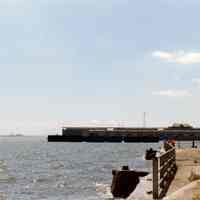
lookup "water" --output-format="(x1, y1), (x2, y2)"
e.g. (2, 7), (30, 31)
(0, 136), (158, 200)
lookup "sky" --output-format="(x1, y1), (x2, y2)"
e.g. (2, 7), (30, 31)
(1, 0), (200, 135)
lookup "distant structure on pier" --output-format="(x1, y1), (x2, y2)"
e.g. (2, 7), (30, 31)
(143, 112), (146, 128)
(48, 122), (200, 143)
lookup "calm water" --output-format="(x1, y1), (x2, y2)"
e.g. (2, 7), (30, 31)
(0, 136), (158, 200)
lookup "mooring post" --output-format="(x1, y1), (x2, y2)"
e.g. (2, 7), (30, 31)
(192, 138), (195, 148)
(153, 157), (159, 199)
(178, 141), (181, 149)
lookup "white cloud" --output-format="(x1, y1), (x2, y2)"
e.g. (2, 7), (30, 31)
(152, 89), (191, 97)
(152, 51), (200, 64)
(192, 78), (200, 86)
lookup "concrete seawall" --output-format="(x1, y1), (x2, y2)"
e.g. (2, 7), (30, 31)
(128, 148), (200, 200)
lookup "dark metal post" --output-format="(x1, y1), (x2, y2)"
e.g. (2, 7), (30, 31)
(153, 157), (159, 199)
(192, 138), (195, 148)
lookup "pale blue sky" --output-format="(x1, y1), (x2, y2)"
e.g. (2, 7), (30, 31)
(1, 0), (200, 135)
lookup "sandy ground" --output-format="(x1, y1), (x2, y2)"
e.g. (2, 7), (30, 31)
(164, 180), (200, 200)
(165, 148), (200, 200)
(168, 149), (200, 192)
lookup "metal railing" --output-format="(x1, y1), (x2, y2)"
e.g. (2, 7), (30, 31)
(152, 143), (177, 199)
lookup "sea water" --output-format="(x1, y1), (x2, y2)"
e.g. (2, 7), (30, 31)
(0, 136), (158, 200)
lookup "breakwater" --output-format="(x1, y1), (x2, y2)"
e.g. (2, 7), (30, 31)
(48, 126), (200, 142)
(48, 127), (159, 142)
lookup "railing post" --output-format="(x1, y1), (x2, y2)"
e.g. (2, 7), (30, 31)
(153, 157), (159, 199)
(151, 144), (176, 199)
(174, 148), (176, 165)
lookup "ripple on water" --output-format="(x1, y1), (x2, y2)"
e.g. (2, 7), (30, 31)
(33, 176), (50, 183)
(50, 162), (65, 170)
(0, 160), (16, 184)
(55, 180), (67, 189)
(0, 161), (7, 170)
(0, 137), (158, 200)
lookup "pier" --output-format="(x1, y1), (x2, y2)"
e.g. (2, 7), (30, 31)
(48, 125), (200, 142)
(48, 127), (159, 142)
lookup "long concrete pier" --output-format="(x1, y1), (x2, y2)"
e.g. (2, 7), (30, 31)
(48, 126), (200, 142)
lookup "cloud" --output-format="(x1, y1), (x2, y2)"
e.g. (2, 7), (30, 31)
(152, 89), (191, 97)
(152, 51), (200, 64)
(192, 78), (200, 86)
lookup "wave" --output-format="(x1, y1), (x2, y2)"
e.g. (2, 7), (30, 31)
(0, 160), (16, 183)
(33, 176), (51, 183)
(55, 180), (67, 188)
(50, 162), (65, 170)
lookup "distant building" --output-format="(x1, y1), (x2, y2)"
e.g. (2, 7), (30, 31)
(166, 123), (193, 130)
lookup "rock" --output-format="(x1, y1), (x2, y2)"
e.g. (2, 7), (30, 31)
(145, 148), (157, 160)
(111, 166), (149, 198)
(146, 190), (152, 194)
